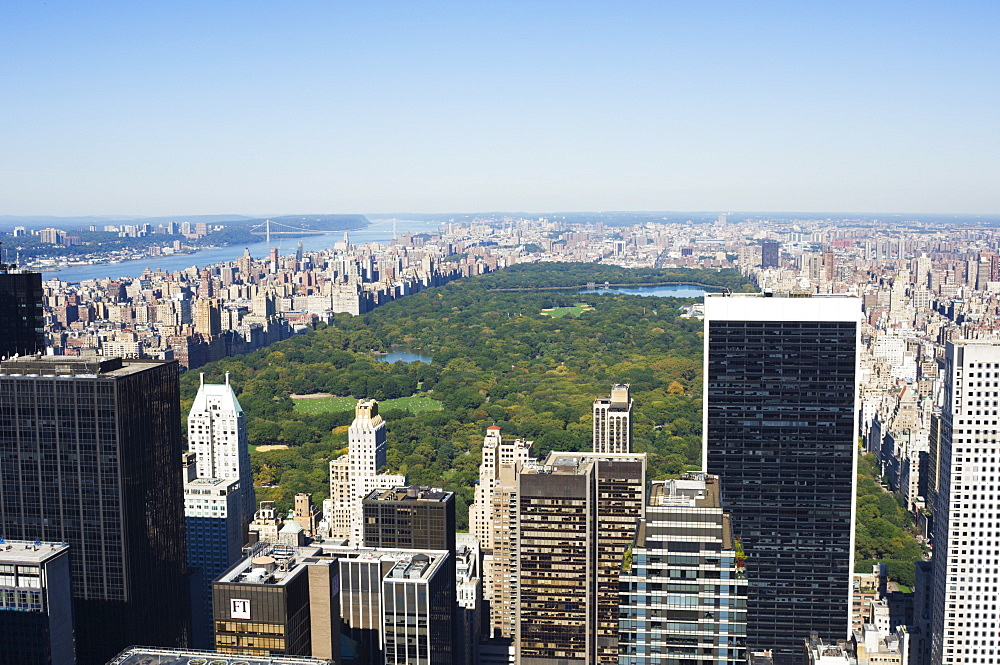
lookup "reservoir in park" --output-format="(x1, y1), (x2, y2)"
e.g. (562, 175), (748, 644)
(375, 348), (433, 364)
(578, 284), (713, 298)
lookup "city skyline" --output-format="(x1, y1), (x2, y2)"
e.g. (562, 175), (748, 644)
(1, 213), (988, 663)
(2, 2), (998, 216)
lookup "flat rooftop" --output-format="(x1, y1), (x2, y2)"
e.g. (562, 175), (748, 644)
(216, 544), (313, 587)
(528, 451), (646, 475)
(315, 544), (449, 581)
(704, 292), (861, 323)
(649, 474), (721, 509)
(0, 355), (175, 378)
(364, 485), (453, 503)
(107, 646), (332, 665)
(185, 477), (239, 493)
(0, 540), (69, 564)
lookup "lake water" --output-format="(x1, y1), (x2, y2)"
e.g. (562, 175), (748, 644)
(579, 284), (713, 298)
(376, 349), (433, 364)
(41, 218), (443, 283)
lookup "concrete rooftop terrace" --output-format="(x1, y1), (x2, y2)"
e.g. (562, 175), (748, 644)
(0, 539), (69, 564)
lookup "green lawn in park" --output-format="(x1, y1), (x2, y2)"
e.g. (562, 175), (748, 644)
(292, 394), (443, 415)
(539, 303), (595, 318)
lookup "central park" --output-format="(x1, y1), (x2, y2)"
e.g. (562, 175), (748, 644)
(180, 262), (925, 586)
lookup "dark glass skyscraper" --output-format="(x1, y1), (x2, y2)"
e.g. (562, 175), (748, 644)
(362, 485), (456, 556)
(760, 240), (780, 269)
(0, 356), (189, 664)
(0, 263), (44, 359)
(703, 294), (860, 665)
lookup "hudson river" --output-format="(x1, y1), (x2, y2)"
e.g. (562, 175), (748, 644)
(42, 219), (441, 283)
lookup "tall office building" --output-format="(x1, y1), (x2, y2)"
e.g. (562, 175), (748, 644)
(194, 297), (222, 337)
(618, 475), (748, 665)
(336, 546), (454, 665)
(188, 373), (254, 501)
(592, 384), (633, 453)
(212, 543), (341, 659)
(470, 426), (533, 552)
(185, 374), (256, 648)
(0, 262), (44, 359)
(363, 486), (457, 665)
(760, 241), (780, 269)
(516, 451), (646, 665)
(704, 293), (860, 664)
(363, 486), (456, 556)
(0, 356), (188, 664)
(930, 341), (1000, 664)
(488, 462), (522, 642)
(0, 540), (74, 665)
(328, 400), (405, 546)
(469, 424), (534, 631)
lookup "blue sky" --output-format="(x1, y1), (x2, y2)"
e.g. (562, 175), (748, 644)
(2, 1), (998, 216)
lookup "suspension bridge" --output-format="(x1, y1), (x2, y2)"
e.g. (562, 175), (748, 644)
(248, 219), (398, 244)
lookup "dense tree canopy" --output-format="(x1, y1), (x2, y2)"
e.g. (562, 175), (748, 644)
(479, 263), (754, 291)
(854, 452), (927, 588)
(181, 264), (731, 528)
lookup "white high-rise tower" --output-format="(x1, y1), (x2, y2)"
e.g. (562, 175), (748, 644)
(931, 341), (1000, 664)
(184, 373), (256, 648)
(187, 373), (254, 521)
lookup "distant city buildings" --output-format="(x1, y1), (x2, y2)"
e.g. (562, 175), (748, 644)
(760, 240), (780, 269)
(704, 294), (861, 664)
(0, 263), (44, 359)
(8, 214), (1000, 662)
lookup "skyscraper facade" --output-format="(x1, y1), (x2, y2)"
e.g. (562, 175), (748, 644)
(618, 475), (748, 665)
(592, 384), (633, 454)
(363, 486), (456, 556)
(469, 424), (534, 635)
(188, 373), (254, 500)
(516, 451), (646, 665)
(704, 294), (860, 664)
(0, 356), (188, 664)
(336, 546), (453, 665)
(0, 540), (75, 665)
(185, 374), (256, 648)
(328, 400), (405, 546)
(931, 341), (1000, 664)
(363, 486), (457, 665)
(0, 263), (44, 359)
(760, 241), (780, 269)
